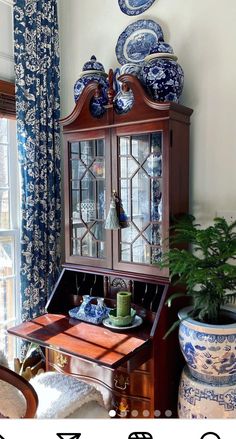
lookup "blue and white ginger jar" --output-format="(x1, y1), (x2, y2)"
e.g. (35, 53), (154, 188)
(140, 43), (184, 103)
(74, 55), (108, 115)
(178, 306), (236, 386)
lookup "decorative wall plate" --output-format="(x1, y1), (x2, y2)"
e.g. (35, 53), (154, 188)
(115, 19), (164, 65)
(103, 315), (143, 330)
(118, 0), (156, 16)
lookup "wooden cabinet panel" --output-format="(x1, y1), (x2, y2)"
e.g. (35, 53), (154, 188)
(8, 75), (192, 418)
(47, 349), (152, 398)
(61, 76), (192, 278)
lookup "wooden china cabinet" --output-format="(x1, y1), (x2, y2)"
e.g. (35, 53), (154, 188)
(9, 74), (192, 418)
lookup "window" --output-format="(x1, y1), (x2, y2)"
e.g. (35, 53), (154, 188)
(0, 117), (20, 361)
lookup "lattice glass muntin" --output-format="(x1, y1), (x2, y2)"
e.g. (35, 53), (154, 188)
(70, 139), (106, 258)
(119, 132), (163, 265)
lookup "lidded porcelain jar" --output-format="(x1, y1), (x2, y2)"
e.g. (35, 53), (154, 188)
(140, 42), (184, 103)
(74, 55), (108, 103)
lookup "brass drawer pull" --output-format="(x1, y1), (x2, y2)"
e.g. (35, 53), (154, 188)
(55, 353), (68, 368)
(114, 374), (130, 390)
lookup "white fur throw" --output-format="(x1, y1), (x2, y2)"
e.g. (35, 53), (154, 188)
(0, 350), (27, 418)
(30, 372), (105, 418)
(0, 350), (9, 368)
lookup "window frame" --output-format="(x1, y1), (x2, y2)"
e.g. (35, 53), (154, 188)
(0, 80), (20, 359)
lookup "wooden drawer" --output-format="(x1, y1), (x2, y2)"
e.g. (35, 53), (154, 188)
(47, 349), (152, 399)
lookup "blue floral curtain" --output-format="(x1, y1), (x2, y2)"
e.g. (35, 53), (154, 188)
(14, 0), (61, 321)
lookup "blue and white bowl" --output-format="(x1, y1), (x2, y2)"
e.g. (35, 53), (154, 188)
(140, 49), (184, 103)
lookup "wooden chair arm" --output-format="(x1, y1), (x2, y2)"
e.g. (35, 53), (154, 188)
(0, 365), (38, 418)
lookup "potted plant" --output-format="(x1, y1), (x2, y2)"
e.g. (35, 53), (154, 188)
(160, 215), (236, 386)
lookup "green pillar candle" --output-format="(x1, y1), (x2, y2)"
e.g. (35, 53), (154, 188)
(117, 291), (131, 317)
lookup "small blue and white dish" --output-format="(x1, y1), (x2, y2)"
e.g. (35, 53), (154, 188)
(115, 19), (164, 65)
(69, 295), (111, 325)
(118, 0), (156, 16)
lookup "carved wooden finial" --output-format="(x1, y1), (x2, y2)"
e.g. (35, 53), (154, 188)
(107, 68), (115, 105)
(94, 83), (102, 99)
(121, 82), (130, 93)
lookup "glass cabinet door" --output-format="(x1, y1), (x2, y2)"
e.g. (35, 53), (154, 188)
(69, 138), (106, 261)
(118, 132), (163, 268)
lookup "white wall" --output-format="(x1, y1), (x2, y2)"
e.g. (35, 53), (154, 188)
(58, 0), (236, 223)
(0, 0), (14, 81)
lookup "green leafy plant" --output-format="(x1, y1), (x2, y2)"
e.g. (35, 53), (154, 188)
(160, 215), (236, 335)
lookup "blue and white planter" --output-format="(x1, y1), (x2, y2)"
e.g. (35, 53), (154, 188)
(178, 306), (236, 386)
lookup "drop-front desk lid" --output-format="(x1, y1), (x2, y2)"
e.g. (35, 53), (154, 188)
(8, 313), (153, 369)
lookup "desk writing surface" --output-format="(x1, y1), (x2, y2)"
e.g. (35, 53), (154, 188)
(8, 313), (152, 368)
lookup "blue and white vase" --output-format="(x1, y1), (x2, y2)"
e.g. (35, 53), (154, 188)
(140, 42), (184, 103)
(74, 55), (108, 116)
(80, 294), (93, 315)
(114, 87), (134, 114)
(95, 297), (109, 319)
(113, 67), (135, 115)
(120, 62), (142, 78)
(178, 306), (236, 386)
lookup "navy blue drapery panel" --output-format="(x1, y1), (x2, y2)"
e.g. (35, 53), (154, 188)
(14, 0), (61, 321)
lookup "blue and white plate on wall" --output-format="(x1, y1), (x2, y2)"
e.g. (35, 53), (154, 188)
(118, 0), (156, 16)
(115, 19), (164, 65)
